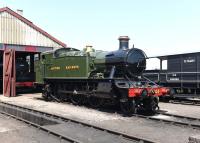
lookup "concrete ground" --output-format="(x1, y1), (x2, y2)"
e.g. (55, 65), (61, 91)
(0, 112), (68, 143)
(0, 93), (200, 143)
(159, 102), (200, 119)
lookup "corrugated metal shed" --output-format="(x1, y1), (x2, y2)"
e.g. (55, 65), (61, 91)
(0, 7), (66, 49)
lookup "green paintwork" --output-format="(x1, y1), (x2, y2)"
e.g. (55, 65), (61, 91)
(35, 48), (110, 84)
(47, 56), (90, 77)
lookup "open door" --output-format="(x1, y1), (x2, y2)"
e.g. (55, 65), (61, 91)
(3, 49), (16, 97)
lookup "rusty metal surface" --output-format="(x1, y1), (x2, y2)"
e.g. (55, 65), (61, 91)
(3, 49), (15, 97)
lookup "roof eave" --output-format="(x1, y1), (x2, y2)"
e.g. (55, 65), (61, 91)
(0, 7), (67, 48)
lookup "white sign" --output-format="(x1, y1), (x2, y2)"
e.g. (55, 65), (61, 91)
(183, 58), (195, 63)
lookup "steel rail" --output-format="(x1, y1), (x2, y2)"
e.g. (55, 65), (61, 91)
(0, 101), (154, 143)
(158, 112), (200, 121)
(0, 111), (83, 143)
(169, 100), (200, 106)
(132, 112), (200, 130)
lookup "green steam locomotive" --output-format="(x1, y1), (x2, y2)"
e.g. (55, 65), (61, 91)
(35, 36), (169, 114)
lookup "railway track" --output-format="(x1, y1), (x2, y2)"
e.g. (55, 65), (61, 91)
(132, 111), (200, 130)
(168, 100), (200, 106)
(0, 101), (154, 143)
(0, 111), (81, 143)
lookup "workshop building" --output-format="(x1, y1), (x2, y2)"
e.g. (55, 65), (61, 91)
(0, 7), (66, 97)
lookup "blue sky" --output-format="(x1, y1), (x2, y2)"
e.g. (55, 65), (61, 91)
(1, 0), (200, 67)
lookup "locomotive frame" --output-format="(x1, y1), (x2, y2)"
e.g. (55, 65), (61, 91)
(35, 36), (169, 115)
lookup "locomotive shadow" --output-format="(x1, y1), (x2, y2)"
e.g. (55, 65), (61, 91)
(156, 109), (168, 114)
(34, 94), (168, 117)
(32, 96), (127, 116)
(33, 97), (45, 101)
(32, 96), (168, 117)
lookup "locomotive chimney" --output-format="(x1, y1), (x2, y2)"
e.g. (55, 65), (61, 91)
(118, 36), (130, 50)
